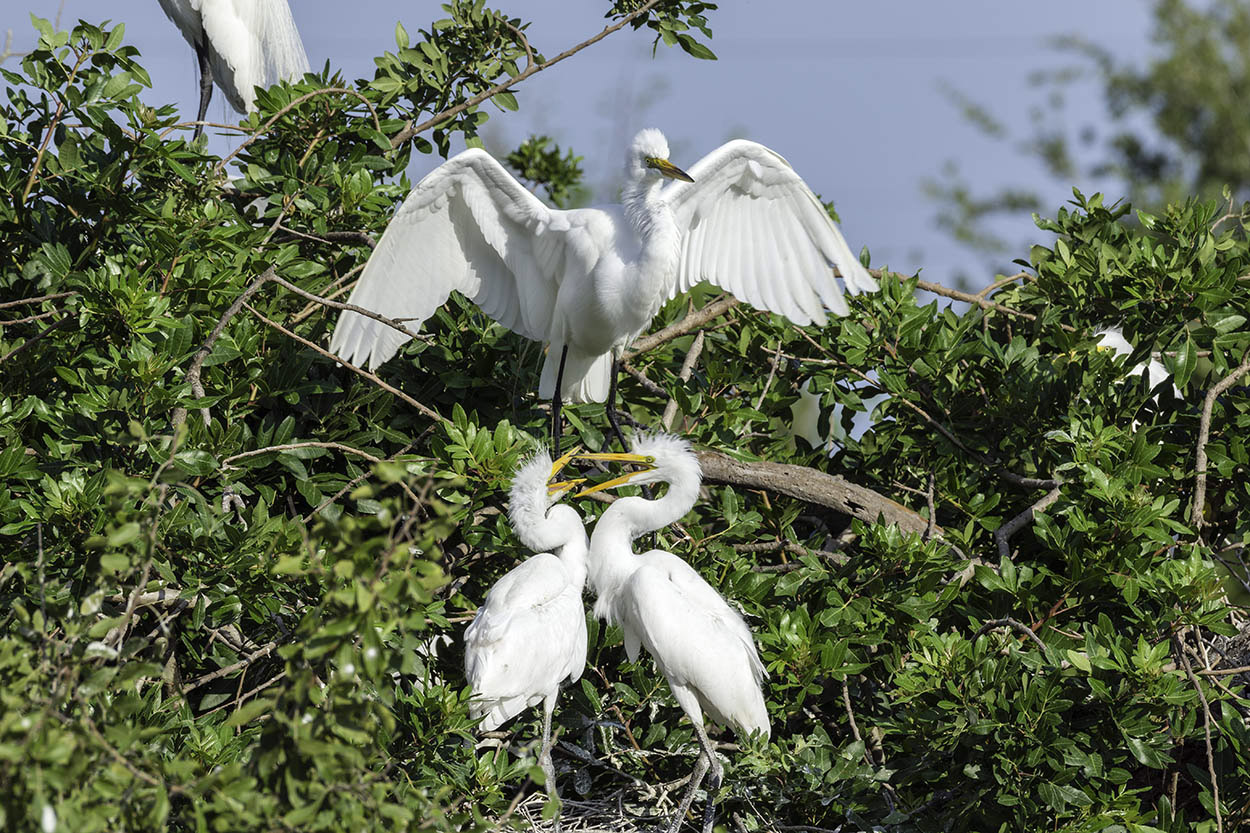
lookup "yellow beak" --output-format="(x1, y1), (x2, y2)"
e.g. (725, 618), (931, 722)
(571, 451), (656, 498)
(545, 447), (585, 496)
(648, 157), (694, 182)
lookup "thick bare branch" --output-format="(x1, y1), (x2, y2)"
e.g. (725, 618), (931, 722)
(694, 449), (937, 537)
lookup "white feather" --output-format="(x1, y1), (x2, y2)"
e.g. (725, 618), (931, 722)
(157, 0), (310, 114)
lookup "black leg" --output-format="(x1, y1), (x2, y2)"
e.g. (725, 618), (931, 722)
(194, 41), (213, 138)
(550, 345), (569, 456)
(604, 357), (628, 453)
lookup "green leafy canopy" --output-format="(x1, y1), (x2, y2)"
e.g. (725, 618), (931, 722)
(1, 8), (1247, 833)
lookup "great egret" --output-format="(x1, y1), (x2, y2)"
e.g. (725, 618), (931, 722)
(329, 128), (879, 452)
(462, 448), (588, 817)
(1094, 326), (1177, 396)
(575, 433), (768, 833)
(156, 0), (310, 137)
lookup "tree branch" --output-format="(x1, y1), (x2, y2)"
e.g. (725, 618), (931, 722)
(694, 448), (938, 537)
(974, 617), (1049, 654)
(244, 303), (442, 422)
(172, 267), (275, 429)
(1192, 352), (1250, 535)
(661, 330), (704, 430)
(627, 295), (739, 358)
(389, 0), (665, 149)
(994, 486), (1062, 560)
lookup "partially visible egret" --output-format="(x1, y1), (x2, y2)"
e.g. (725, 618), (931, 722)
(330, 128), (879, 452)
(463, 448), (588, 816)
(157, 0), (310, 137)
(1094, 326), (1177, 396)
(575, 433), (768, 833)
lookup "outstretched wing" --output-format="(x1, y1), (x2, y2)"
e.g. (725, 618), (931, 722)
(331, 149), (567, 371)
(663, 140), (877, 326)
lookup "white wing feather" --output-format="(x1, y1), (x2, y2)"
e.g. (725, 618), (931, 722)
(159, 0), (310, 114)
(331, 149), (564, 372)
(615, 551), (769, 738)
(664, 140), (877, 326)
(463, 553), (587, 731)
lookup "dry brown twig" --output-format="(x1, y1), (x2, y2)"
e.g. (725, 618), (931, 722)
(1192, 352), (1250, 536)
(1174, 630), (1224, 833)
(661, 330), (705, 430)
(974, 617), (1050, 654)
(389, 0), (665, 149)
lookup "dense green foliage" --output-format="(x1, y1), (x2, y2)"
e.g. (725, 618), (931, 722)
(2, 8), (1248, 833)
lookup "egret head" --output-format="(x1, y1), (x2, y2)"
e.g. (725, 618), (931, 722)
(573, 432), (702, 495)
(627, 128), (694, 184)
(509, 448), (584, 524)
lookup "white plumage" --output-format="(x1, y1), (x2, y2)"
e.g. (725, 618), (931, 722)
(157, 0), (310, 126)
(462, 449), (588, 805)
(1095, 326), (1177, 396)
(330, 128), (877, 407)
(576, 433), (768, 833)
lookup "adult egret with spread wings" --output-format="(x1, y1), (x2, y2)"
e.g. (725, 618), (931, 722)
(157, 0), (310, 137)
(463, 449), (588, 819)
(574, 433), (768, 833)
(330, 128), (878, 452)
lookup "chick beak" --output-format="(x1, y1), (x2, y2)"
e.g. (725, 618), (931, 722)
(571, 451), (656, 498)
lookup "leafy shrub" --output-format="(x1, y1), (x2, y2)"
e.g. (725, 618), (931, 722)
(1, 10), (1247, 833)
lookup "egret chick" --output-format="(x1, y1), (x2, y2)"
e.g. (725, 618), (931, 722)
(575, 433), (768, 833)
(330, 128), (879, 452)
(463, 449), (588, 817)
(157, 0), (310, 136)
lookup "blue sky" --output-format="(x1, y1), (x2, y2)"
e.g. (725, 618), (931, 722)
(8, 2), (1155, 285)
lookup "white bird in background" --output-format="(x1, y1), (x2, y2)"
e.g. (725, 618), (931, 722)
(1094, 326), (1177, 396)
(575, 433), (769, 833)
(156, 0), (310, 137)
(463, 449), (589, 816)
(330, 128), (879, 452)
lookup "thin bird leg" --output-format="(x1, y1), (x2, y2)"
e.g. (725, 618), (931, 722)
(551, 345), (569, 457)
(538, 695), (562, 832)
(691, 721), (724, 833)
(665, 747), (710, 833)
(194, 40), (213, 138)
(603, 357), (629, 453)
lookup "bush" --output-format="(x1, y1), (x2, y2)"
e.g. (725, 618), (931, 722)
(1, 12), (1247, 833)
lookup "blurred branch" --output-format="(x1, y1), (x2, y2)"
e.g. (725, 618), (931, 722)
(389, 0), (664, 148)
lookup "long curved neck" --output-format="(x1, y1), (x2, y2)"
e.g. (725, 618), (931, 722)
(621, 177), (682, 323)
(587, 473), (700, 599)
(518, 506), (588, 589)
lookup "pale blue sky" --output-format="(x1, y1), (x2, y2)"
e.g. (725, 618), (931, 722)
(9, 2), (1155, 284)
